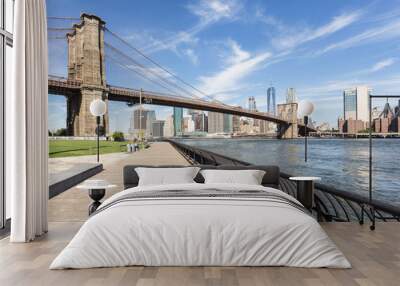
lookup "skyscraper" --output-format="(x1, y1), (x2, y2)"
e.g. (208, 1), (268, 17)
(152, 120), (165, 137)
(146, 110), (156, 136)
(267, 87), (276, 115)
(129, 108), (156, 139)
(173, 107), (183, 136)
(286, 88), (297, 103)
(208, 111), (224, 133)
(248, 96), (257, 111)
(343, 86), (371, 122)
(163, 115), (174, 137)
(223, 114), (233, 133)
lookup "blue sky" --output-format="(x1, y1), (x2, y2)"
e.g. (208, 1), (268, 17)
(47, 0), (400, 133)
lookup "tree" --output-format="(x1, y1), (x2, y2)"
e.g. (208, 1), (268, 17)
(54, 128), (67, 136)
(112, 131), (125, 142)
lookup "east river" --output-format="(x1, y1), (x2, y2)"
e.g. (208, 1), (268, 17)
(179, 138), (400, 204)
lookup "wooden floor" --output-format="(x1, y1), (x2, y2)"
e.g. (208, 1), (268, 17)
(1, 142), (399, 286)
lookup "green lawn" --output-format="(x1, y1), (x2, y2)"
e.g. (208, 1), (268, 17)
(49, 140), (127, 158)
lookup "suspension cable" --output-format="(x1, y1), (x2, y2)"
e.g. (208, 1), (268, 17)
(104, 27), (219, 102)
(107, 54), (191, 99)
(105, 42), (200, 99)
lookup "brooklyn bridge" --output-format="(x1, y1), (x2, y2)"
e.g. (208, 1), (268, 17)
(48, 14), (313, 138)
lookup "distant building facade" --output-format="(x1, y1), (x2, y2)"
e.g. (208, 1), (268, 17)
(338, 118), (364, 133)
(223, 114), (233, 133)
(208, 111), (224, 133)
(338, 86), (371, 133)
(232, 115), (240, 133)
(267, 87), (276, 115)
(129, 107), (156, 138)
(248, 96), (257, 111)
(183, 116), (195, 133)
(173, 107), (183, 136)
(286, 88), (297, 103)
(316, 122), (331, 132)
(189, 110), (208, 132)
(163, 115), (174, 137)
(343, 86), (371, 122)
(152, 120), (165, 137)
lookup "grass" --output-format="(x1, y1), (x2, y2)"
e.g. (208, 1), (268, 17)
(49, 140), (128, 158)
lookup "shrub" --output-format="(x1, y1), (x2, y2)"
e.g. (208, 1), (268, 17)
(112, 131), (125, 142)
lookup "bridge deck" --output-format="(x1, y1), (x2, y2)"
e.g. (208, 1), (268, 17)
(0, 142), (398, 286)
(48, 76), (314, 130)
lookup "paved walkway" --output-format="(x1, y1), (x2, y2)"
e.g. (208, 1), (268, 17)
(48, 142), (189, 222)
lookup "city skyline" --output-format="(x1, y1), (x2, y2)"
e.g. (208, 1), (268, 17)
(48, 0), (400, 133)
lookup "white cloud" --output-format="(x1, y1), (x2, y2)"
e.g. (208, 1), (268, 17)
(254, 8), (287, 32)
(297, 75), (400, 98)
(187, 0), (242, 24)
(224, 39), (250, 65)
(198, 42), (271, 98)
(183, 48), (199, 65)
(274, 11), (361, 50)
(136, 0), (242, 55)
(370, 58), (396, 72)
(141, 30), (199, 55)
(315, 19), (400, 55)
(348, 58), (397, 76)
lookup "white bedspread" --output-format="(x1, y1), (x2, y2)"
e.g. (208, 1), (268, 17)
(50, 183), (351, 269)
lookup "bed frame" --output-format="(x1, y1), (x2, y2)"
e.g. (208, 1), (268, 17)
(123, 165), (280, 190)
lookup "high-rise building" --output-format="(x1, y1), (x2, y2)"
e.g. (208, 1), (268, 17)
(189, 111), (208, 132)
(267, 87), (276, 115)
(152, 120), (165, 137)
(208, 111), (224, 133)
(248, 96), (257, 111)
(232, 115), (240, 133)
(223, 114), (233, 133)
(343, 86), (371, 122)
(183, 116), (195, 133)
(146, 110), (156, 136)
(163, 115), (174, 137)
(129, 107), (155, 138)
(173, 107), (183, 136)
(286, 88), (297, 103)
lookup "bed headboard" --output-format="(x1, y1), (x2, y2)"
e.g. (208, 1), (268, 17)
(123, 165), (280, 190)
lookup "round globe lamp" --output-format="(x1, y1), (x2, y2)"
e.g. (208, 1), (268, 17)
(298, 100), (315, 162)
(90, 99), (107, 162)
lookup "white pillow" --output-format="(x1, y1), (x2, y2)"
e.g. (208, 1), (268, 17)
(200, 169), (266, 185)
(135, 167), (200, 186)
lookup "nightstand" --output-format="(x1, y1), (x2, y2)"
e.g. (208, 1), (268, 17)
(77, 180), (116, 215)
(289, 177), (321, 211)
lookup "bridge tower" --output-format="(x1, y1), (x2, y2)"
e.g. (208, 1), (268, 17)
(277, 103), (298, 138)
(66, 14), (109, 136)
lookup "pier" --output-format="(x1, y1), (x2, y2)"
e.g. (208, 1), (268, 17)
(0, 141), (400, 285)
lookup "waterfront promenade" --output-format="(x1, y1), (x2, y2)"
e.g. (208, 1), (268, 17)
(49, 142), (189, 222)
(1, 142), (400, 286)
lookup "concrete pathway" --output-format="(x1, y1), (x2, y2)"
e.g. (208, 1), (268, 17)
(48, 142), (189, 222)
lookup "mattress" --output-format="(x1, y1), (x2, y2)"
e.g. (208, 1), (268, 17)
(50, 183), (351, 269)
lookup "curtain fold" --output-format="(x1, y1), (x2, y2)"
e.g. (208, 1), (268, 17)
(10, 0), (48, 242)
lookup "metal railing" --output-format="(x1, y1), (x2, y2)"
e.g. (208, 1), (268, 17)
(167, 139), (400, 224)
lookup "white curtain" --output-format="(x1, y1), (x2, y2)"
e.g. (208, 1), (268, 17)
(9, 0), (48, 242)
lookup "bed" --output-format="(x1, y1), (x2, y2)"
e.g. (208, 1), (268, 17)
(50, 165), (350, 269)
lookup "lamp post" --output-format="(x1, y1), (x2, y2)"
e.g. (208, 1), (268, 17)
(90, 99), (107, 162)
(298, 100), (315, 162)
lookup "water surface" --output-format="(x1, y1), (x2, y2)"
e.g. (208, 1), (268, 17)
(179, 138), (400, 204)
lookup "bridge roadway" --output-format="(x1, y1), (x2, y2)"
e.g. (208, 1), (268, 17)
(48, 76), (313, 129)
